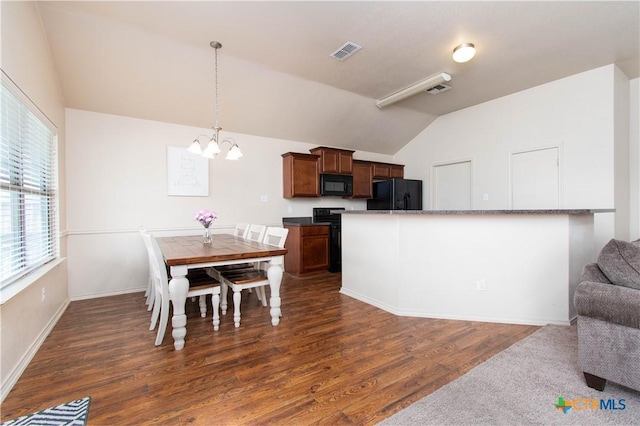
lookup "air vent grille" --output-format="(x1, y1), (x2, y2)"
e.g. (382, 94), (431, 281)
(425, 84), (451, 95)
(330, 41), (362, 61)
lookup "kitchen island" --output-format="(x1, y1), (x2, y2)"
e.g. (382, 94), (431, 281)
(340, 209), (613, 326)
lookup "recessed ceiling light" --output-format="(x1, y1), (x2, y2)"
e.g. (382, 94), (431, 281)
(452, 43), (476, 63)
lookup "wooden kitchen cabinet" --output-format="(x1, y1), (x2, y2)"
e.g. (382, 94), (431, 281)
(283, 224), (330, 275)
(309, 147), (355, 174)
(389, 164), (404, 178)
(371, 161), (404, 179)
(351, 160), (373, 199)
(282, 152), (320, 198)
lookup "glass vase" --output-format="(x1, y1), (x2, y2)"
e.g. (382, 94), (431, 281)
(202, 227), (212, 244)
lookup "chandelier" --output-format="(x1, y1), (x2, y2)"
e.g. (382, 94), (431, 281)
(188, 41), (243, 160)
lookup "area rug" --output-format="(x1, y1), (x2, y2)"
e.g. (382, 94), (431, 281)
(1, 396), (91, 426)
(379, 325), (640, 425)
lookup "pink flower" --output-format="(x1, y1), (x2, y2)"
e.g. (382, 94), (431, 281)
(194, 209), (217, 228)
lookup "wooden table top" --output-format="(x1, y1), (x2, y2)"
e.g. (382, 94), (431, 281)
(156, 234), (287, 266)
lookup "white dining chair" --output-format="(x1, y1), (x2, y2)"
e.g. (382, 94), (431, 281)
(145, 233), (221, 345)
(208, 223), (266, 281)
(245, 224), (267, 242)
(140, 228), (155, 311)
(219, 226), (288, 327)
(233, 222), (250, 239)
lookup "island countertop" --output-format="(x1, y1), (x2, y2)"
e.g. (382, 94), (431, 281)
(342, 209), (614, 215)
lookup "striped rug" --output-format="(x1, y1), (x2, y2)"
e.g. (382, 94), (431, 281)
(1, 397), (91, 426)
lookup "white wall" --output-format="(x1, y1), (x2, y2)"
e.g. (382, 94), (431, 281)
(630, 78), (640, 240)
(395, 65), (636, 253)
(614, 67), (630, 240)
(0, 2), (68, 401)
(65, 109), (393, 299)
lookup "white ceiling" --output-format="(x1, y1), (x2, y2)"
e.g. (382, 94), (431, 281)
(36, 1), (639, 155)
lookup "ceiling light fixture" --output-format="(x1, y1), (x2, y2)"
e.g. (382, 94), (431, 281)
(376, 72), (452, 109)
(188, 41), (243, 160)
(452, 43), (476, 63)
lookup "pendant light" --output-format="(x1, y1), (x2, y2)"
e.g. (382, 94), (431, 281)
(188, 41), (243, 160)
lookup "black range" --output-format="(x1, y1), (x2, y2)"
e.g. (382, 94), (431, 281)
(312, 207), (345, 273)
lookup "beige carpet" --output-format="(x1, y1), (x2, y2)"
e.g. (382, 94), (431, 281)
(379, 325), (640, 425)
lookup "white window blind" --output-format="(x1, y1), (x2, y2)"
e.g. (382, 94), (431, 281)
(1, 75), (58, 289)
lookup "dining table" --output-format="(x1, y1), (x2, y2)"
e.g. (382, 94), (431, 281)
(156, 233), (288, 350)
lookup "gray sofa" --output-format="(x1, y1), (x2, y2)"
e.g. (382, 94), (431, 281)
(573, 239), (640, 392)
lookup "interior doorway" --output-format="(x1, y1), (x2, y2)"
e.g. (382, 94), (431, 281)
(510, 147), (560, 209)
(432, 160), (472, 210)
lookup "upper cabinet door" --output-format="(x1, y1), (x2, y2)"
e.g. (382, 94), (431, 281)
(352, 160), (373, 198)
(371, 162), (404, 179)
(282, 153), (320, 198)
(389, 164), (404, 178)
(309, 147), (354, 174)
(372, 162), (389, 179)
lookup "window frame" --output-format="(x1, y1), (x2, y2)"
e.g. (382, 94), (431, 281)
(1, 71), (60, 302)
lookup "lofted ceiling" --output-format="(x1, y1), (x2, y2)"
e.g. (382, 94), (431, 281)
(35, 1), (639, 155)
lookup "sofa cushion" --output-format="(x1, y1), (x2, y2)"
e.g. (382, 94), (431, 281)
(597, 239), (640, 290)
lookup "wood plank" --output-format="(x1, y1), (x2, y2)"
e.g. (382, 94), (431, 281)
(1, 272), (538, 425)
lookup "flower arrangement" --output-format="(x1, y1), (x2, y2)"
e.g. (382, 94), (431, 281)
(194, 209), (217, 228)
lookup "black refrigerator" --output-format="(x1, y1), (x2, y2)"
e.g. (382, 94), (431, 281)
(367, 178), (423, 210)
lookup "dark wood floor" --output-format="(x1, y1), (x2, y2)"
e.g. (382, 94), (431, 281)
(1, 272), (538, 425)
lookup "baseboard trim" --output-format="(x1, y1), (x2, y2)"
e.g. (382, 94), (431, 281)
(70, 287), (145, 301)
(339, 287), (570, 327)
(1, 298), (70, 402)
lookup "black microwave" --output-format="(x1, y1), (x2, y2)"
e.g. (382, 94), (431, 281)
(320, 174), (353, 196)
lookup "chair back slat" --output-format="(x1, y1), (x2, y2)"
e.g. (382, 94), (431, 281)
(246, 224), (266, 242)
(234, 223), (249, 239)
(263, 227), (289, 248)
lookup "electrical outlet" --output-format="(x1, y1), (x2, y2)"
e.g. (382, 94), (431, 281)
(287, 206), (293, 213)
(477, 278), (486, 291)
(41, 287), (46, 302)
(260, 194), (268, 203)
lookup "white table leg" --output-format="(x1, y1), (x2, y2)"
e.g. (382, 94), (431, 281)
(168, 265), (189, 350)
(268, 256), (284, 326)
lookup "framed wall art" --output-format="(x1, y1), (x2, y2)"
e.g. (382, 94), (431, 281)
(167, 146), (209, 196)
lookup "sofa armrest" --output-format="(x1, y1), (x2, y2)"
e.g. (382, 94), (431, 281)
(574, 281), (640, 329)
(581, 263), (611, 284)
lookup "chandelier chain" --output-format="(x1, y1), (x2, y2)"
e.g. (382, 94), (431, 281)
(214, 45), (219, 130)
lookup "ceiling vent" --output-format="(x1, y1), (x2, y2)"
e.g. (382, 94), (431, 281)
(330, 41), (362, 61)
(425, 84), (451, 95)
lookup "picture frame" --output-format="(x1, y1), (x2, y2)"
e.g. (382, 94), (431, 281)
(167, 146), (209, 196)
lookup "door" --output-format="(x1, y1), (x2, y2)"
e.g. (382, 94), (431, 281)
(432, 160), (472, 210)
(511, 147), (559, 209)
